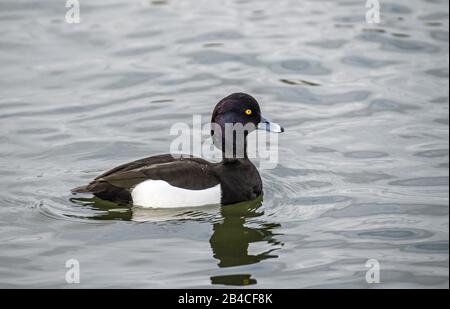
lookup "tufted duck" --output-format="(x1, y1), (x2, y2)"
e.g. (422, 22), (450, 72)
(71, 93), (284, 208)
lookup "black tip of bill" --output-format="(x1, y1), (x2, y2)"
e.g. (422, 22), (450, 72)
(258, 116), (285, 133)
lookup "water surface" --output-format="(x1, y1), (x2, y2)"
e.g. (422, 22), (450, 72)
(0, 0), (448, 288)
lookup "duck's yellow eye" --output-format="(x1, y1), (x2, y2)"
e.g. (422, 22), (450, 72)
(244, 109), (252, 115)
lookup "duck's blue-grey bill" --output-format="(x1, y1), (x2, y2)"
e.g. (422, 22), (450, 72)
(258, 116), (285, 133)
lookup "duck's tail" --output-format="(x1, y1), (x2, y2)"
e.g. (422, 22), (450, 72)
(71, 185), (91, 194)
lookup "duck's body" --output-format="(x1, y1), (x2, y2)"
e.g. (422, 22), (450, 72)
(72, 93), (283, 208)
(72, 154), (262, 208)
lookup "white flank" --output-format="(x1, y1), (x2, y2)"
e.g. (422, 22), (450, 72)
(131, 180), (221, 208)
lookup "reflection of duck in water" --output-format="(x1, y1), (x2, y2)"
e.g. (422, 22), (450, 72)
(70, 196), (283, 286)
(69, 196), (220, 222)
(209, 196), (282, 268)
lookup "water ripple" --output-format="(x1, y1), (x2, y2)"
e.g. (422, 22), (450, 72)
(0, 0), (448, 288)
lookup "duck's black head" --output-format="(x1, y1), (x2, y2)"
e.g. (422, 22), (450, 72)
(211, 93), (284, 158)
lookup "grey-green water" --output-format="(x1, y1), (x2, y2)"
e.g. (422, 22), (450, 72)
(0, 0), (448, 288)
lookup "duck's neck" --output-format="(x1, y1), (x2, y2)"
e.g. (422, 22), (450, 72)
(211, 122), (249, 161)
(221, 138), (248, 161)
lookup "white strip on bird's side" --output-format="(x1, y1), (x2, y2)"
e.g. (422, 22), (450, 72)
(131, 180), (222, 208)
